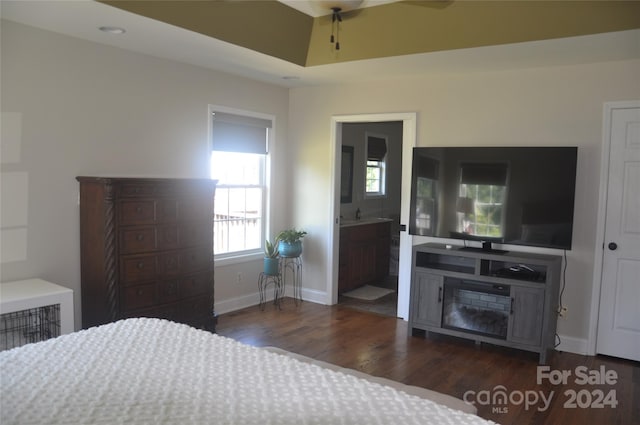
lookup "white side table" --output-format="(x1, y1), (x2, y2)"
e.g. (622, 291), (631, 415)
(0, 279), (74, 349)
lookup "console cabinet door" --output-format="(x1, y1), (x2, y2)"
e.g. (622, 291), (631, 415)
(411, 272), (443, 327)
(508, 286), (544, 346)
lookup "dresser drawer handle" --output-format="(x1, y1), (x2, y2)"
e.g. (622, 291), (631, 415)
(136, 234), (145, 241)
(137, 262), (145, 269)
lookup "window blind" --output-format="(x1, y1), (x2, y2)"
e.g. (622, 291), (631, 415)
(415, 155), (439, 180)
(460, 163), (508, 186)
(211, 111), (272, 154)
(367, 136), (387, 161)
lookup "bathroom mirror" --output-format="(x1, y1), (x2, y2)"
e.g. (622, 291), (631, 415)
(341, 146), (354, 204)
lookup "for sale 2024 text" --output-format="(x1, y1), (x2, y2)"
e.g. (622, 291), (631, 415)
(537, 365), (618, 409)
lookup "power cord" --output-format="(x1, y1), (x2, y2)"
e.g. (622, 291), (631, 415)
(555, 249), (568, 348)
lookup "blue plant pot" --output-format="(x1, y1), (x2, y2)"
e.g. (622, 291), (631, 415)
(278, 241), (302, 257)
(263, 257), (279, 276)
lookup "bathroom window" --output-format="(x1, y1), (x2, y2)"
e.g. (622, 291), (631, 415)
(365, 133), (387, 197)
(210, 107), (272, 259)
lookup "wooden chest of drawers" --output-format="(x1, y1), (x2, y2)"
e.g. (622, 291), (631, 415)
(77, 177), (217, 331)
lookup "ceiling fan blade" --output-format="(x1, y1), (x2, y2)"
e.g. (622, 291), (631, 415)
(400, 0), (453, 10)
(340, 8), (363, 19)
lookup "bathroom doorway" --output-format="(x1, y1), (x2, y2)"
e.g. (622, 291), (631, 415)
(337, 122), (402, 317)
(328, 113), (416, 320)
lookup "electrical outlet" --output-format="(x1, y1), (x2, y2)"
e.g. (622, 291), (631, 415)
(558, 306), (568, 318)
(236, 272), (242, 284)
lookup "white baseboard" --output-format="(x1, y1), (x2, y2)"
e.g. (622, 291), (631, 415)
(214, 293), (263, 315)
(297, 288), (328, 305)
(215, 288), (329, 315)
(554, 334), (589, 355)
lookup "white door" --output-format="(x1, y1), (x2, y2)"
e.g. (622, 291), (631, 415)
(596, 104), (640, 362)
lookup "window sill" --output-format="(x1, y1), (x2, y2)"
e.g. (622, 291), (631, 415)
(214, 251), (263, 267)
(364, 193), (387, 200)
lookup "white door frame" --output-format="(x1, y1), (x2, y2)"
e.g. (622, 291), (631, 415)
(328, 112), (417, 320)
(587, 100), (640, 355)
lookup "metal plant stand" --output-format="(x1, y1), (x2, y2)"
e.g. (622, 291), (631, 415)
(280, 256), (303, 304)
(258, 272), (282, 310)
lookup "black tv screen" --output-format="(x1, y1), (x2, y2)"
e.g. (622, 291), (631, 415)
(409, 147), (578, 250)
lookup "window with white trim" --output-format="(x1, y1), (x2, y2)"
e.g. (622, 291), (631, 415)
(210, 109), (271, 258)
(365, 133), (387, 197)
(458, 162), (508, 238)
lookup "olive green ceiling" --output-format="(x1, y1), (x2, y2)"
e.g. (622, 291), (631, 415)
(101, 1), (640, 67)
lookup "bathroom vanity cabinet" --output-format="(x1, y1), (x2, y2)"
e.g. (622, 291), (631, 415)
(338, 219), (391, 293)
(409, 243), (562, 363)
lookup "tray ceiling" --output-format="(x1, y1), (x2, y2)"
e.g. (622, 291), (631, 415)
(100, 0), (640, 67)
(2, 1), (639, 87)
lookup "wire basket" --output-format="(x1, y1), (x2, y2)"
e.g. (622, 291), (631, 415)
(0, 304), (61, 351)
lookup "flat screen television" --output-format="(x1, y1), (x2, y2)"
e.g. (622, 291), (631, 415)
(409, 146), (578, 252)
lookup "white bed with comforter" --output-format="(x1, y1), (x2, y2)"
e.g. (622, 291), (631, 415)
(1, 318), (495, 424)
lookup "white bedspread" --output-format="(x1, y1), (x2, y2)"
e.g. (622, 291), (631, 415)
(1, 318), (495, 424)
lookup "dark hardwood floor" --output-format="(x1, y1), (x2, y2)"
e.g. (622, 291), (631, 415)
(217, 299), (640, 425)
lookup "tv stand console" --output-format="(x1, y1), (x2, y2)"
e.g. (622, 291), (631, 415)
(408, 243), (562, 364)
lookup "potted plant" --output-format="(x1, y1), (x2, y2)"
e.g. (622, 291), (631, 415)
(263, 239), (279, 276)
(276, 228), (307, 258)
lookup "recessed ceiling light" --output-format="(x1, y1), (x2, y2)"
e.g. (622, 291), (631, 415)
(99, 26), (126, 35)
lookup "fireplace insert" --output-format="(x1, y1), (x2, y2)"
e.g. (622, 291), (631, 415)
(442, 278), (510, 340)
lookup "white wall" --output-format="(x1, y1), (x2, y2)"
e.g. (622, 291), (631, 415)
(0, 21), (290, 327)
(288, 59), (640, 351)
